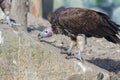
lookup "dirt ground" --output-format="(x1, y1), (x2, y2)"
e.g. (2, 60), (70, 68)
(0, 17), (120, 79)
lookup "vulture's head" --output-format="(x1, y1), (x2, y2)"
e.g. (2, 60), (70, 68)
(38, 27), (53, 40)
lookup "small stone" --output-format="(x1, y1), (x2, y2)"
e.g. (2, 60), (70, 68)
(97, 72), (104, 80)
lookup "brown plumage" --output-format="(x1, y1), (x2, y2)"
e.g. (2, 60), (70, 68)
(48, 8), (120, 43)
(39, 8), (120, 61)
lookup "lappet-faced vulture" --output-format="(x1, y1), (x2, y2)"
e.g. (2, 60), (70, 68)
(38, 8), (120, 61)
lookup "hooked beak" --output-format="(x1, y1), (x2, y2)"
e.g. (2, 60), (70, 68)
(38, 33), (42, 40)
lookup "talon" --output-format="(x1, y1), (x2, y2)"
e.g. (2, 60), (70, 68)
(65, 56), (70, 59)
(61, 49), (70, 54)
(74, 53), (84, 61)
(65, 54), (74, 59)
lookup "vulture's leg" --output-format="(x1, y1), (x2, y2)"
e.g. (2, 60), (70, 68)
(74, 34), (86, 61)
(5, 16), (21, 26)
(61, 41), (76, 55)
(66, 41), (76, 55)
(5, 15), (12, 26)
(5, 11), (21, 26)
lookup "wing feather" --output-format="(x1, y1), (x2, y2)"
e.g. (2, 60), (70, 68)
(57, 8), (114, 37)
(48, 8), (119, 38)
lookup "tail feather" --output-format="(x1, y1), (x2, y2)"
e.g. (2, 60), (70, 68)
(97, 11), (120, 43)
(105, 35), (120, 44)
(97, 11), (120, 32)
(115, 23), (120, 31)
(109, 20), (120, 31)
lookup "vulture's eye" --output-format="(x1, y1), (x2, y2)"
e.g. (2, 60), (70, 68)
(44, 31), (48, 33)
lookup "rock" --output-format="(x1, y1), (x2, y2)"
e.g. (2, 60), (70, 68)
(29, 0), (42, 17)
(0, 8), (5, 20)
(0, 31), (4, 44)
(27, 12), (50, 26)
(0, 25), (110, 80)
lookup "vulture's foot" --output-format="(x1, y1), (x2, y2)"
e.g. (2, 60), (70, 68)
(74, 53), (84, 61)
(65, 54), (74, 59)
(61, 43), (74, 55)
(65, 53), (84, 61)
(5, 16), (21, 26)
(61, 48), (71, 56)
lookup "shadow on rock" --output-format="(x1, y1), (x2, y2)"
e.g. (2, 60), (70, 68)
(40, 40), (66, 50)
(87, 58), (120, 73)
